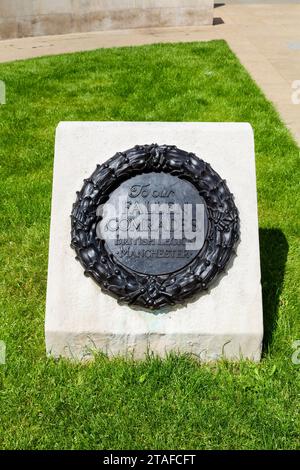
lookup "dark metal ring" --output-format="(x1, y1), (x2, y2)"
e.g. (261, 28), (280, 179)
(71, 144), (239, 309)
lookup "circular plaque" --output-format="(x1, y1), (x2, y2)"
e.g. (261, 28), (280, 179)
(71, 144), (239, 309)
(101, 172), (208, 276)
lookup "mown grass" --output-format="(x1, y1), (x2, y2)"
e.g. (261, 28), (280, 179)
(0, 40), (299, 449)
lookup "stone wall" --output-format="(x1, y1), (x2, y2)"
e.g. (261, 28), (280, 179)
(0, 0), (214, 40)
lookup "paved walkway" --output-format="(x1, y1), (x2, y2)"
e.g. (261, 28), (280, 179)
(0, 3), (299, 144)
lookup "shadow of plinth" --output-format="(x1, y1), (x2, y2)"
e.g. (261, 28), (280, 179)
(259, 228), (288, 353)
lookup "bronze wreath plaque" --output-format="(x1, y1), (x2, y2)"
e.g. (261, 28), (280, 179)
(71, 144), (239, 309)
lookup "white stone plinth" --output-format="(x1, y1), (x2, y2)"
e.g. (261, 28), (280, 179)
(45, 122), (263, 361)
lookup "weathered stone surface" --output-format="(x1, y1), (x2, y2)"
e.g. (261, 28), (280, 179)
(0, 0), (214, 39)
(45, 122), (263, 361)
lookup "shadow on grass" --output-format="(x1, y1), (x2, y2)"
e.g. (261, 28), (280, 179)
(259, 228), (288, 353)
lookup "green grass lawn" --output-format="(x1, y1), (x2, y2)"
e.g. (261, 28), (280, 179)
(0, 40), (299, 450)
